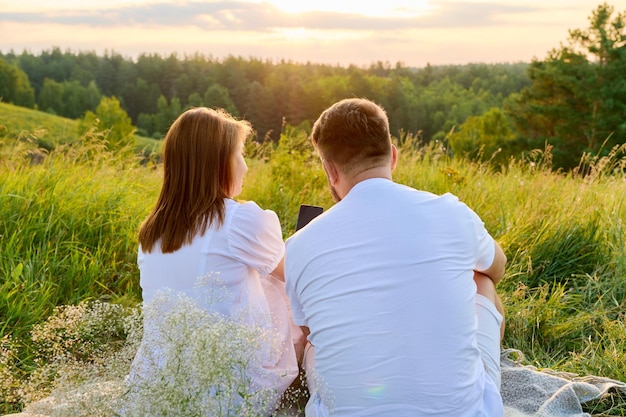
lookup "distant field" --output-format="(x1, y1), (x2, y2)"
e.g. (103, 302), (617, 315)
(0, 102), (161, 155)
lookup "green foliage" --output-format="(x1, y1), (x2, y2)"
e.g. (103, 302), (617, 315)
(37, 77), (65, 115)
(1, 48), (530, 148)
(506, 2), (626, 169)
(0, 57), (35, 108)
(449, 107), (516, 164)
(78, 96), (137, 152)
(204, 83), (239, 116)
(136, 95), (181, 138)
(187, 91), (203, 107)
(414, 76), (500, 142)
(38, 78), (102, 119)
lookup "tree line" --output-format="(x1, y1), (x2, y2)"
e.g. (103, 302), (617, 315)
(0, 49), (528, 141)
(0, 2), (624, 170)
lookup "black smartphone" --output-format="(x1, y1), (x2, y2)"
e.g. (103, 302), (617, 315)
(295, 204), (324, 231)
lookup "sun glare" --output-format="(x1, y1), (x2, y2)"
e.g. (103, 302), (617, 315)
(261, 0), (432, 17)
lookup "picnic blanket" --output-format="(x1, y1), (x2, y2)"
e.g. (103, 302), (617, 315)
(5, 348), (626, 417)
(500, 349), (626, 417)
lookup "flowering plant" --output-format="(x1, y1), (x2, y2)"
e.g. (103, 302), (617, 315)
(5, 288), (301, 417)
(121, 290), (283, 416)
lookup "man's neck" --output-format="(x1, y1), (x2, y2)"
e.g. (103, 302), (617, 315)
(341, 166), (392, 198)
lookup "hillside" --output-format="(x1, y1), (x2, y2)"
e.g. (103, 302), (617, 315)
(0, 102), (160, 154)
(0, 102), (79, 147)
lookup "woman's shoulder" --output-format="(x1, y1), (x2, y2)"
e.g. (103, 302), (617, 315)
(226, 200), (285, 266)
(230, 199), (276, 217)
(227, 199), (280, 229)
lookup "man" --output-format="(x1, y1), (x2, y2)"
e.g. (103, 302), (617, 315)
(284, 98), (506, 416)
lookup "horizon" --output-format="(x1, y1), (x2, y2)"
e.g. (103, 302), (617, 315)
(0, 0), (617, 68)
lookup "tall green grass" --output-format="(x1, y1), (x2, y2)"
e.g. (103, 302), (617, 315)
(1, 126), (625, 414)
(0, 143), (155, 342)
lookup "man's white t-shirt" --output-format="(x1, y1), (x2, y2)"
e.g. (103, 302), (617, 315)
(285, 178), (503, 416)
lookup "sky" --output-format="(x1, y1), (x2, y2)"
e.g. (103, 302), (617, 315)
(0, 0), (623, 68)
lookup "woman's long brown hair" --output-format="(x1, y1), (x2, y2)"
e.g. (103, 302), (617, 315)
(138, 107), (252, 253)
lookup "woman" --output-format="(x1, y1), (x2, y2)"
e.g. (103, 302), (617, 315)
(126, 107), (302, 415)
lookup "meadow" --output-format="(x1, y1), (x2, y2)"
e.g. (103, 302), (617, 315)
(1, 107), (626, 415)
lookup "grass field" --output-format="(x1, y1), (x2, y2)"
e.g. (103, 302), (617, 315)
(1, 104), (625, 415)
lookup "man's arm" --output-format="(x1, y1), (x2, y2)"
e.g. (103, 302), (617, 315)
(476, 241), (506, 285)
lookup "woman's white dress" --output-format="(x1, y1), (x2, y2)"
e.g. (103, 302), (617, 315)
(127, 199), (301, 412)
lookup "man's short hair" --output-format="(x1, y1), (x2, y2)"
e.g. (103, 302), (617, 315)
(311, 98), (392, 176)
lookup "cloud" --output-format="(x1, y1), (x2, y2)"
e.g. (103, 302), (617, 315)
(0, 0), (542, 32)
(0, 0), (597, 67)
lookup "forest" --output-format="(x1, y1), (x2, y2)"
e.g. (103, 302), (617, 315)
(1, 2), (625, 170)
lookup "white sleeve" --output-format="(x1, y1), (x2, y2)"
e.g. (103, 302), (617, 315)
(467, 205), (496, 272)
(443, 193), (496, 272)
(229, 202), (285, 276)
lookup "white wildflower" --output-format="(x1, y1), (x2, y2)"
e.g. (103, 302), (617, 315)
(121, 290), (283, 417)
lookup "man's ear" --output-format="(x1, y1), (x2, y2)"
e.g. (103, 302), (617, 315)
(322, 159), (340, 185)
(391, 144), (398, 171)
